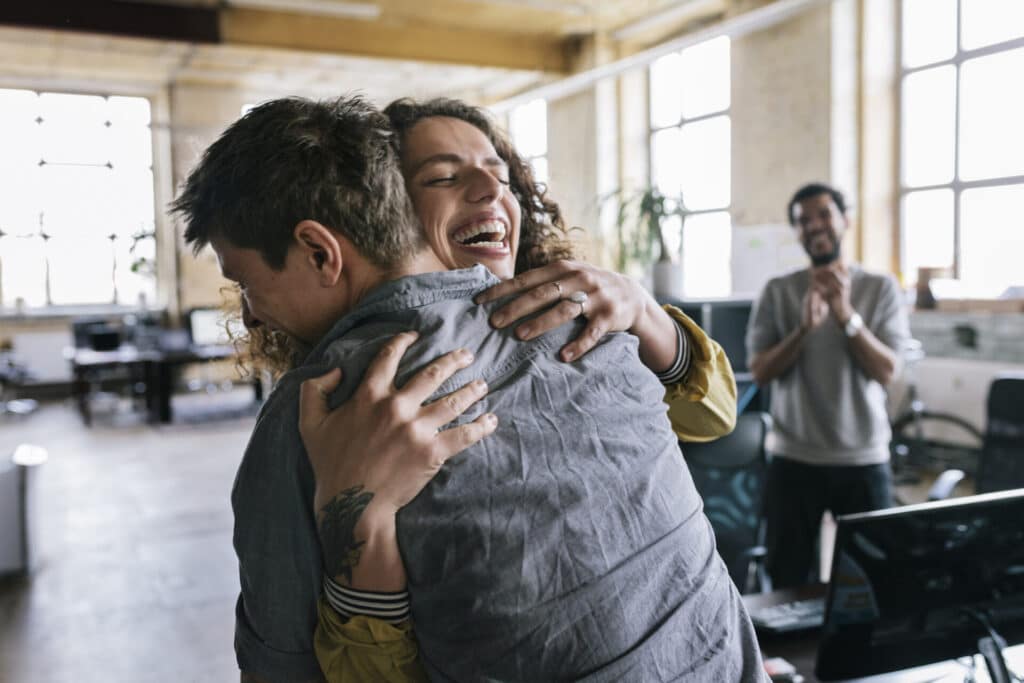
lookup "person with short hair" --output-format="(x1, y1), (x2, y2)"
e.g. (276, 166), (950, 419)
(175, 95), (762, 682)
(746, 182), (910, 590)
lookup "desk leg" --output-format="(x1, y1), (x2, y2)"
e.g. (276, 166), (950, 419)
(156, 362), (174, 424)
(252, 375), (264, 404)
(72, 368), (92, 427)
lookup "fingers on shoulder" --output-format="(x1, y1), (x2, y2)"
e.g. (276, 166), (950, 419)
(433, 412), (498, 465)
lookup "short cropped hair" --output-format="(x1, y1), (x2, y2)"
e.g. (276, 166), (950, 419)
(383, 97), (575, 272)
(172, 96), (424, 270)
(786, 182), (848, 226)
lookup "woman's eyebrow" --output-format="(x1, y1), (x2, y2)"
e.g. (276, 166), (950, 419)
(410, 153), (461, 175)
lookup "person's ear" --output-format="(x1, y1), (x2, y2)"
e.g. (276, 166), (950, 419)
(293, 220), (343, 286)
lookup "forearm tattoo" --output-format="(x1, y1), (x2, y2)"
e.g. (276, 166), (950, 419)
(317, 485), (375, 584)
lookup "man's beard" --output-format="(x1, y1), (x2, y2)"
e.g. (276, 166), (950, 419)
(807, 237), (841, 266)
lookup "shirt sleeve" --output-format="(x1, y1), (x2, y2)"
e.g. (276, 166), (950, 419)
(233, 380), (325, 681)
(660, 304), (738, 443)
(315, 597), (429, 683)
(870, 275), (911, 351)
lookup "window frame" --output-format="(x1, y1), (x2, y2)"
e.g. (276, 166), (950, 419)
(647, 38), (732, 296)
(898, 0), (1024, 285)
(0, 88), (158, 311)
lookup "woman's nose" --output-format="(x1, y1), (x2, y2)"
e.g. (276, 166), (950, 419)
(465, 167), (503, 203)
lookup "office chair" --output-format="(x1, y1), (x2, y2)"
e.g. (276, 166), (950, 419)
(927, 373), (1024, 501)
(682, 411), (772, 594)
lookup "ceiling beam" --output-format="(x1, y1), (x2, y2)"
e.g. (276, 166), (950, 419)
(219, 8), (572, 72)
(0, 1), (219, 44)
(0, 1), (571, 74)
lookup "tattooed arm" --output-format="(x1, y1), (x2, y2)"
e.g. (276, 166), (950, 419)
(316, 485), (406, 591)
(301, 332), (496, 590)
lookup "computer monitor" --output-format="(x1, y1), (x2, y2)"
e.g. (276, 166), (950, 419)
(706, 300), (751, 374)
(186, 308), (235, 347)
(816, 489), (1024, 681)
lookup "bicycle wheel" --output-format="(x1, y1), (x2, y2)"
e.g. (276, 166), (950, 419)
(890, 410), (984, 474)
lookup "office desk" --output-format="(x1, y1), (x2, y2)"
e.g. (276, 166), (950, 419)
(745, 587), (1024, 683)
(68, 344), (256, 425)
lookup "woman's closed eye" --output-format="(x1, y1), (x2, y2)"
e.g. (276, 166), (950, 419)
(424, 176), (456, 186)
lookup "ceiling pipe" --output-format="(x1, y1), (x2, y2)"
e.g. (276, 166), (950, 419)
(488, 0), (833, 113)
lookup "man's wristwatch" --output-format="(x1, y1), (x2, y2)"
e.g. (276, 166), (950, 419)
(844, 311), (864, 338)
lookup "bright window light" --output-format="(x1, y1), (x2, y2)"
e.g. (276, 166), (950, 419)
(649, 37), (732, 296)
(960, 184), (1024, 297)
(902, 0), (957, 68)
(961, 0), (1024, 50)
(0, 89), (156, 308)
(678, 36), (730, 119)
(959, 47), (1024, 181)
(508, 98), (549, 187)
(683, 212), (732, 298)
(678, 116), (730, 211)
(901, 65), (956, 187)
(899, 2), (1024, 296)
(902, 189), (954, 280)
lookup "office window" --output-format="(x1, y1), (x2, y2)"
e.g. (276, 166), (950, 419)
(900, 0), (1024, 296)
(649, 36), (731, 298)
(508, 98), (548, 185)
(0, 89), (156, 308)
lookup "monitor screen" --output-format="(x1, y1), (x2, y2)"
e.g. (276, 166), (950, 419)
(816, 490), (1024, 680)
(706, 301), (751, 374)
(187, 308), (236, 347)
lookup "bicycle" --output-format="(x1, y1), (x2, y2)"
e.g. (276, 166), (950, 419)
(888, 339), (984, 487)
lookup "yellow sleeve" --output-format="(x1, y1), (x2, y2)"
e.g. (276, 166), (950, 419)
(315, 596), (429, 683)
(661, 304), (737, 443)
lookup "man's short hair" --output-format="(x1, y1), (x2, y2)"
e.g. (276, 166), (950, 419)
(172, 96), (424, 270)
(786, 182), (848, 226)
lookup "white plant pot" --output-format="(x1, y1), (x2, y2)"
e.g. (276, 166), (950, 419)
(652, 261), (684, 300)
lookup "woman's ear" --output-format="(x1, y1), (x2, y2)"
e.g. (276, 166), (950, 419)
(294, 220), (343, 286)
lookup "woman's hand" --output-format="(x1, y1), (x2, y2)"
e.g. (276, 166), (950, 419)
(474, 260), (678, 371)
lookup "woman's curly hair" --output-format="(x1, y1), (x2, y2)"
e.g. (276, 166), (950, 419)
(239, 97), (578, 376)
(384, 97), (576, 273)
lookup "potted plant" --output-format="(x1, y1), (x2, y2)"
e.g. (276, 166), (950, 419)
(610, 186), (686, 299)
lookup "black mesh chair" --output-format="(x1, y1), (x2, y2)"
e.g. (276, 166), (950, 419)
(975, 373), (1024, 493)
(682, 411), (772, 594)
(928, 373), (1024, 500)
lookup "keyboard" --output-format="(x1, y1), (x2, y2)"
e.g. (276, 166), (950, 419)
(748, 597), (825, 634)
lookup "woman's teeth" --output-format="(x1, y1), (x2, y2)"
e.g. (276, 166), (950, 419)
(453, 220), (506, 248)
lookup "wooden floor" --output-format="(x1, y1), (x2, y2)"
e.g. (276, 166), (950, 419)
(0, 399), (254, 683)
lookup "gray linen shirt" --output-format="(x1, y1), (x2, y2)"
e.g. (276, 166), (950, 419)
(234, 265), (764, 682)
(745, 264), (910, 465)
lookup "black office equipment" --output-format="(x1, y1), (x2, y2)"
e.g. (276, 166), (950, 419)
(924, 373), (1024, 501)
(684, 411), (772, 595)
(815, 489), (1024, 681)
(748, 595), (824, 634)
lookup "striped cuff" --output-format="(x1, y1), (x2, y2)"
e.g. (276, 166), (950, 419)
(323, 576), (411, 625)
(655, 319), (692, 386)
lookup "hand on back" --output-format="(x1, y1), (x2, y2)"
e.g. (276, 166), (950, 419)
(299, 331), (497, 518)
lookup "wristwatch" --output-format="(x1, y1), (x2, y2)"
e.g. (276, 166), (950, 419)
(844, 311), (864, 338)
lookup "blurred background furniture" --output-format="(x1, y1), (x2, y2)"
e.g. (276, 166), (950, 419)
(66, 310), (259, 426)
(927, 373), (1024, 500)
(0, 350), (39, 418)
(0, 444), (48, 577)
(683, 411), (773, 595)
